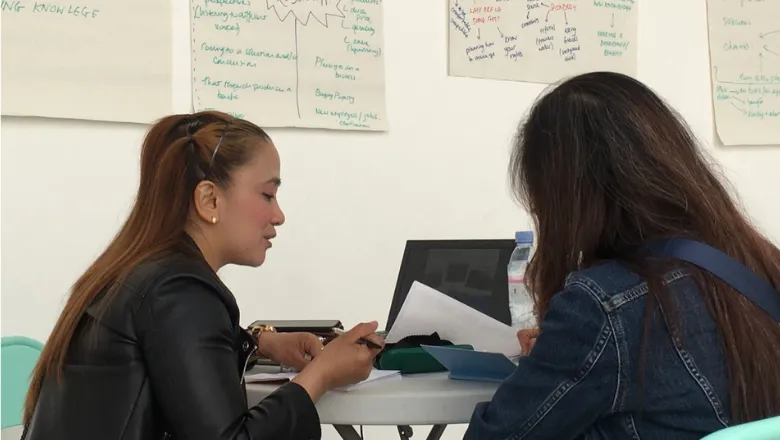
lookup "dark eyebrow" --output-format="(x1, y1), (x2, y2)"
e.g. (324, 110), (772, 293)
(266, 177), (282, 187)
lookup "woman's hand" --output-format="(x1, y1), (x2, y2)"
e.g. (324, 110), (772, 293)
(517, 328), (540, 355)
(292, 321), (384, 401)
(257, 332), (324, 371)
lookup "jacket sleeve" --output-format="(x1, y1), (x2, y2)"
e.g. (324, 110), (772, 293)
(464, 282), (618, 440)
(137, 276), (321, 440)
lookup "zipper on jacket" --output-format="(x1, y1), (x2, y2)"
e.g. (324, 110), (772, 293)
(241, 351), (253, 382)
(240, 336), (257, 383)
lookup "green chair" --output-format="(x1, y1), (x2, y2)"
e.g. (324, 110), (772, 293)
(701, 417), (780, 440)
(1, 336), (43, 428)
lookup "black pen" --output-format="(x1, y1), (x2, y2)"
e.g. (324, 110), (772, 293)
(332, 327), (383, 350)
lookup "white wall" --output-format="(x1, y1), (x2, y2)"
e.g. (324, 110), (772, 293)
(2, 0), (779, 438)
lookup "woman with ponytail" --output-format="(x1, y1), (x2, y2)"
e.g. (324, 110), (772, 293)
(23, 111), (383, 440)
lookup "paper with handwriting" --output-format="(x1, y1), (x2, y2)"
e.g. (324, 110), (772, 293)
(1, 0), (172, 123)
(191, 0), (388, 131)
(448, 0), (638, 84)
(706, 0), (780, 146)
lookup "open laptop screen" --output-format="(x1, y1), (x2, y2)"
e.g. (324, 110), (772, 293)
(385, 239), (516, 330)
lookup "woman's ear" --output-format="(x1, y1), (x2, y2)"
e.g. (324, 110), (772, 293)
(192, 180), (219, 224)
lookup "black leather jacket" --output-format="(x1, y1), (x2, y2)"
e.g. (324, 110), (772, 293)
(24, 241), (321, 440)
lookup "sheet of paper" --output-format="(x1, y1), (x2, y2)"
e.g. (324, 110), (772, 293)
(245, 369), (401, 391)
(191, 0), (388, 131)
(1, 0), (172, 123)
(386, 281), (521, 358)
(245, 371), (297, 383)
(706, 0), (780, 146)
(448, 0), (637, 84)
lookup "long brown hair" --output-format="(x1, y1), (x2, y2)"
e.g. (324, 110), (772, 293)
(23, 111), (272, 423)
(511, 71), (780, 423)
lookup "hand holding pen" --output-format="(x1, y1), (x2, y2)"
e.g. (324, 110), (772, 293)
(332, 326), (384, 349)
(292, 321), (385, 401)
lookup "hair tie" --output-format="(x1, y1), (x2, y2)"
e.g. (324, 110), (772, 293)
(182, 116), (199, 143)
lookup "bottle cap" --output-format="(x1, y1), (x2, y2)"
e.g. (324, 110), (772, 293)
(515, 231), (534, 244)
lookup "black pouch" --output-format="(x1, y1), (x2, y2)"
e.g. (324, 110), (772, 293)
(374, 332), (473, 374)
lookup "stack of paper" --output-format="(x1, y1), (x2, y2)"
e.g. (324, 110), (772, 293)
(386, 281), (521, 358)
(245, 369), (402, 392)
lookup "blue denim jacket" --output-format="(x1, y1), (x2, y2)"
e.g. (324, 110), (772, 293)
(465, 261), (730, 440)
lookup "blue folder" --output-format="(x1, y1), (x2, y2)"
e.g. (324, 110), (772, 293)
(421, 345), (517, 383)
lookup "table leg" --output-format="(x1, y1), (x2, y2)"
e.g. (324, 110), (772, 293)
(333, 425), (363, 440)
(331, 424), (446, 440)
(426, 425), (447, 440)
(397, 425), (414, 439)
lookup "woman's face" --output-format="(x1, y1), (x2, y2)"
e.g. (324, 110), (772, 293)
(216, 142), (285, 267)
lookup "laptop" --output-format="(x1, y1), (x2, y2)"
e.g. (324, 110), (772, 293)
(377, 239), (517, 337)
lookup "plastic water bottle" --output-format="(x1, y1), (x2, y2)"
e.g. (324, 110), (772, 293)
(508, 231), (535, 329)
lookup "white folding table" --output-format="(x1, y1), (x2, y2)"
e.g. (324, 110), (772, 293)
(246, 370), (499, 440)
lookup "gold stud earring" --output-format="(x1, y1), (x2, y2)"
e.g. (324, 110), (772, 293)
(211, 216), (218, 224)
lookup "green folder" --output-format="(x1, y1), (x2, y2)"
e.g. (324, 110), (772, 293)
(374, 344), (474, 374)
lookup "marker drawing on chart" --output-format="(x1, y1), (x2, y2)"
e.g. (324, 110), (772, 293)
(706, 0), (780, 145)
(266, 0), (345, 119)
(447, 0), (638, 84)
(190, 0), (388, 131)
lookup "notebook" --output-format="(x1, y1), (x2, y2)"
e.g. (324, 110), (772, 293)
(244, 368), (402, 391)
(421, 344), (517, 383)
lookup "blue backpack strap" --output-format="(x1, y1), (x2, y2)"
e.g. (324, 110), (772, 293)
(649, 238), (780, 323)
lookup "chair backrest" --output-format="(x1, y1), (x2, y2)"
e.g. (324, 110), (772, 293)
(1, 336), (44, 428)
(700, 416), (780, 440)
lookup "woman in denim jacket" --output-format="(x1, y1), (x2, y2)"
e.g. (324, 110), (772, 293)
(465, 72), (780, 440)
